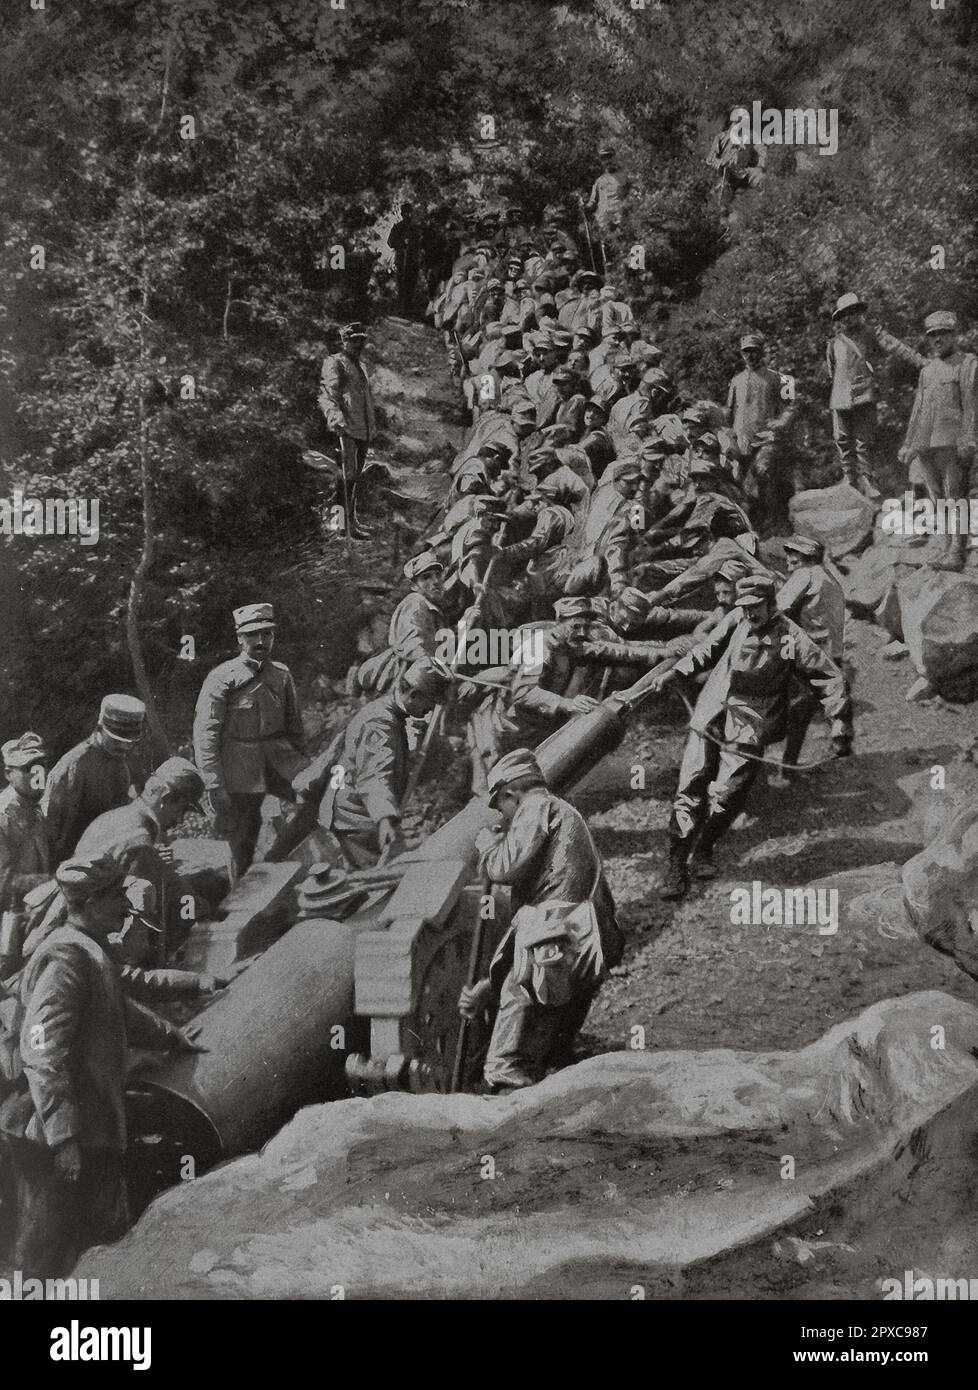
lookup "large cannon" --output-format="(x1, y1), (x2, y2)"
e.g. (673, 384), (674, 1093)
(126, 681), (653, 1204)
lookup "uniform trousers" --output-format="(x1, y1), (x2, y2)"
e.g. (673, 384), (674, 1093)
(669, 718), (759, 845)
(483, 972), (597, 1090)
(2, 1138), (127, 1279)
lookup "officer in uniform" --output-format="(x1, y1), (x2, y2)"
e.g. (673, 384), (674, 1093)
(288, 660), (449, 868)
(318, 321), (377, 538)
(897, 310), (978, 570)
(42, 695), (145, 867)
(193, 603), (307, 878)
(458, 748), (623, 1092)
(0, 734), (50, 974)
(826, 292), (884, 500)
(647, 574), (852, 899)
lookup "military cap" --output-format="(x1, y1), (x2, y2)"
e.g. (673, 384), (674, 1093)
(631, 342), (663, 363)
(485, 278), (503, 292)
(487, 747), (546, 803)
(549, 239), (566, 253)
(608, 350), (637, 369)
(531, 276), (555, 294)
(528, 329), (555, 349)
(583, 398), (608, 419)
(57, 855), (128, 906)
(403, 551), (444, 581)
(494, 349), (524, 370)
(541, 422), (574, 443)
(551, 329), (574, 347)
(925, 310), (958, 333)
(639, 439), (671, 460)
(551, 366), (579, 384)
(681, 402), (712, 424)
(740, 333), (765, 350)
(554, 595), (596, 619)
(717, 557), (754, 582)
(234, 602), (275, 633)
(510, 398), (539, 420)
(571, 269), (602, 289)
(340, 321), (368, 340)
(614, 586), (649, 614)
(2, 732), (46, 770)
(98, 694), (146, 744)
(783, 534), (825, 561)
(831, 292), (866, 319)
(536, 476), (570, 498)
(613, 459), (642, 482)
(467, 267), (487, 281)
(688, 457), (719, 478)
(478, 441), (513, 463)
(642, 367), (673, 390)
(147, 756), (205, 806)
(514, 278), (530, 291)
(735, 574), (777, 606)
(527, 446), (558, 470)
(472, 496), (509, 515)
(693, 432), (721, 458)
(400, 660), (450, 700)
(598, 145), (615, 157)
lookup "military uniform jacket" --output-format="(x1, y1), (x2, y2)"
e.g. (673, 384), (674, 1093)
(672, 607), (852, 747)
(903, 351), (978, 454)
(318, 350), (377, 441)
(388, 591), (444, 665)
(193, 656), (306, 795)
(726, 365), (784, 453)
(302, 692), (410, 834)
(42, 733), (133, 866)
(826, 329), (880, 410)
(481, 788), (622, 988)
(0, 786), (49, 914)
(776, 564), (846, 661)
(0, 924), (177, 1151)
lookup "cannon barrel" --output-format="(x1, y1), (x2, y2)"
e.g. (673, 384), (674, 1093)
(134, 697), (629, 1171)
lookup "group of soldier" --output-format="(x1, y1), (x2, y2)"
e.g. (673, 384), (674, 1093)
(2, 158), (976, 1280)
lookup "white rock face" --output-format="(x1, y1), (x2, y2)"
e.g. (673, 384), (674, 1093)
(81, 991), (978, 1299)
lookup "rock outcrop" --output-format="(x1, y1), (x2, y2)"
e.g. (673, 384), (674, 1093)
(81, 991), (978, 1299)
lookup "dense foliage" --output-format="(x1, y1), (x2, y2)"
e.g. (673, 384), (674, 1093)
(0, 0), (974, 753)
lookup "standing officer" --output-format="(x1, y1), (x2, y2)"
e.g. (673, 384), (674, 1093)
(647, 574), (852, 899)
(458, 748), (623, 1092)
(193, 603), (307, 879)
(826, 292), (884, 500)
(897, 310), (978, 571)
(42, 695), (145, 867)
(318, 322), (377, 538)
(387, 201), (422, 317)
(0, 733), (50, 972)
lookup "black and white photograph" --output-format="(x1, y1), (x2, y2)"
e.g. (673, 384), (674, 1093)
(1, 0), (977, 1343)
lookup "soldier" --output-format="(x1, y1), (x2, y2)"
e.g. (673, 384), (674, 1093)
(73, 756), (219, 964)
(724, 333), (794, 524)
(826, 292), (883, 500)
(193, 602), (307, 879)
(287, 660), (449, 869)
(42, 695), (145, 868)
(586, 146), (630, 237)
(896, 310), (978, 570)
(0, 855), (202, 1278)
(647, 574), (852, 899)
(706, 108), (767, 237)
(354, 552), (447, 696)
(457, 748), (623, 1092)
(579, 399), (616, 479)
(0, 733), (50, 974)
(771, 534), (848, 786)
(387, 201), (422, 317)
(318, 321), (377, 538)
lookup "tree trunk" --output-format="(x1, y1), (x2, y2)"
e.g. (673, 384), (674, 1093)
(125, 265), (171, 759)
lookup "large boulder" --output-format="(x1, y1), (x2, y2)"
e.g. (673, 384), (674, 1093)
(80, 991), (978, 1299)
(897, 748), (978, 844)
(898, 569), (978, 697)
(789, 482), (877, 563)
(903, 801), (978, 983)
(842, 543), (912, 617)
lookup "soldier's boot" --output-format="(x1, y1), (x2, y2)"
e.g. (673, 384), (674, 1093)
(659, 837), (690, 900)
(689, 845), (718, 880)
(856, 471), (881, 502)
(932, 531), (966, 572)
